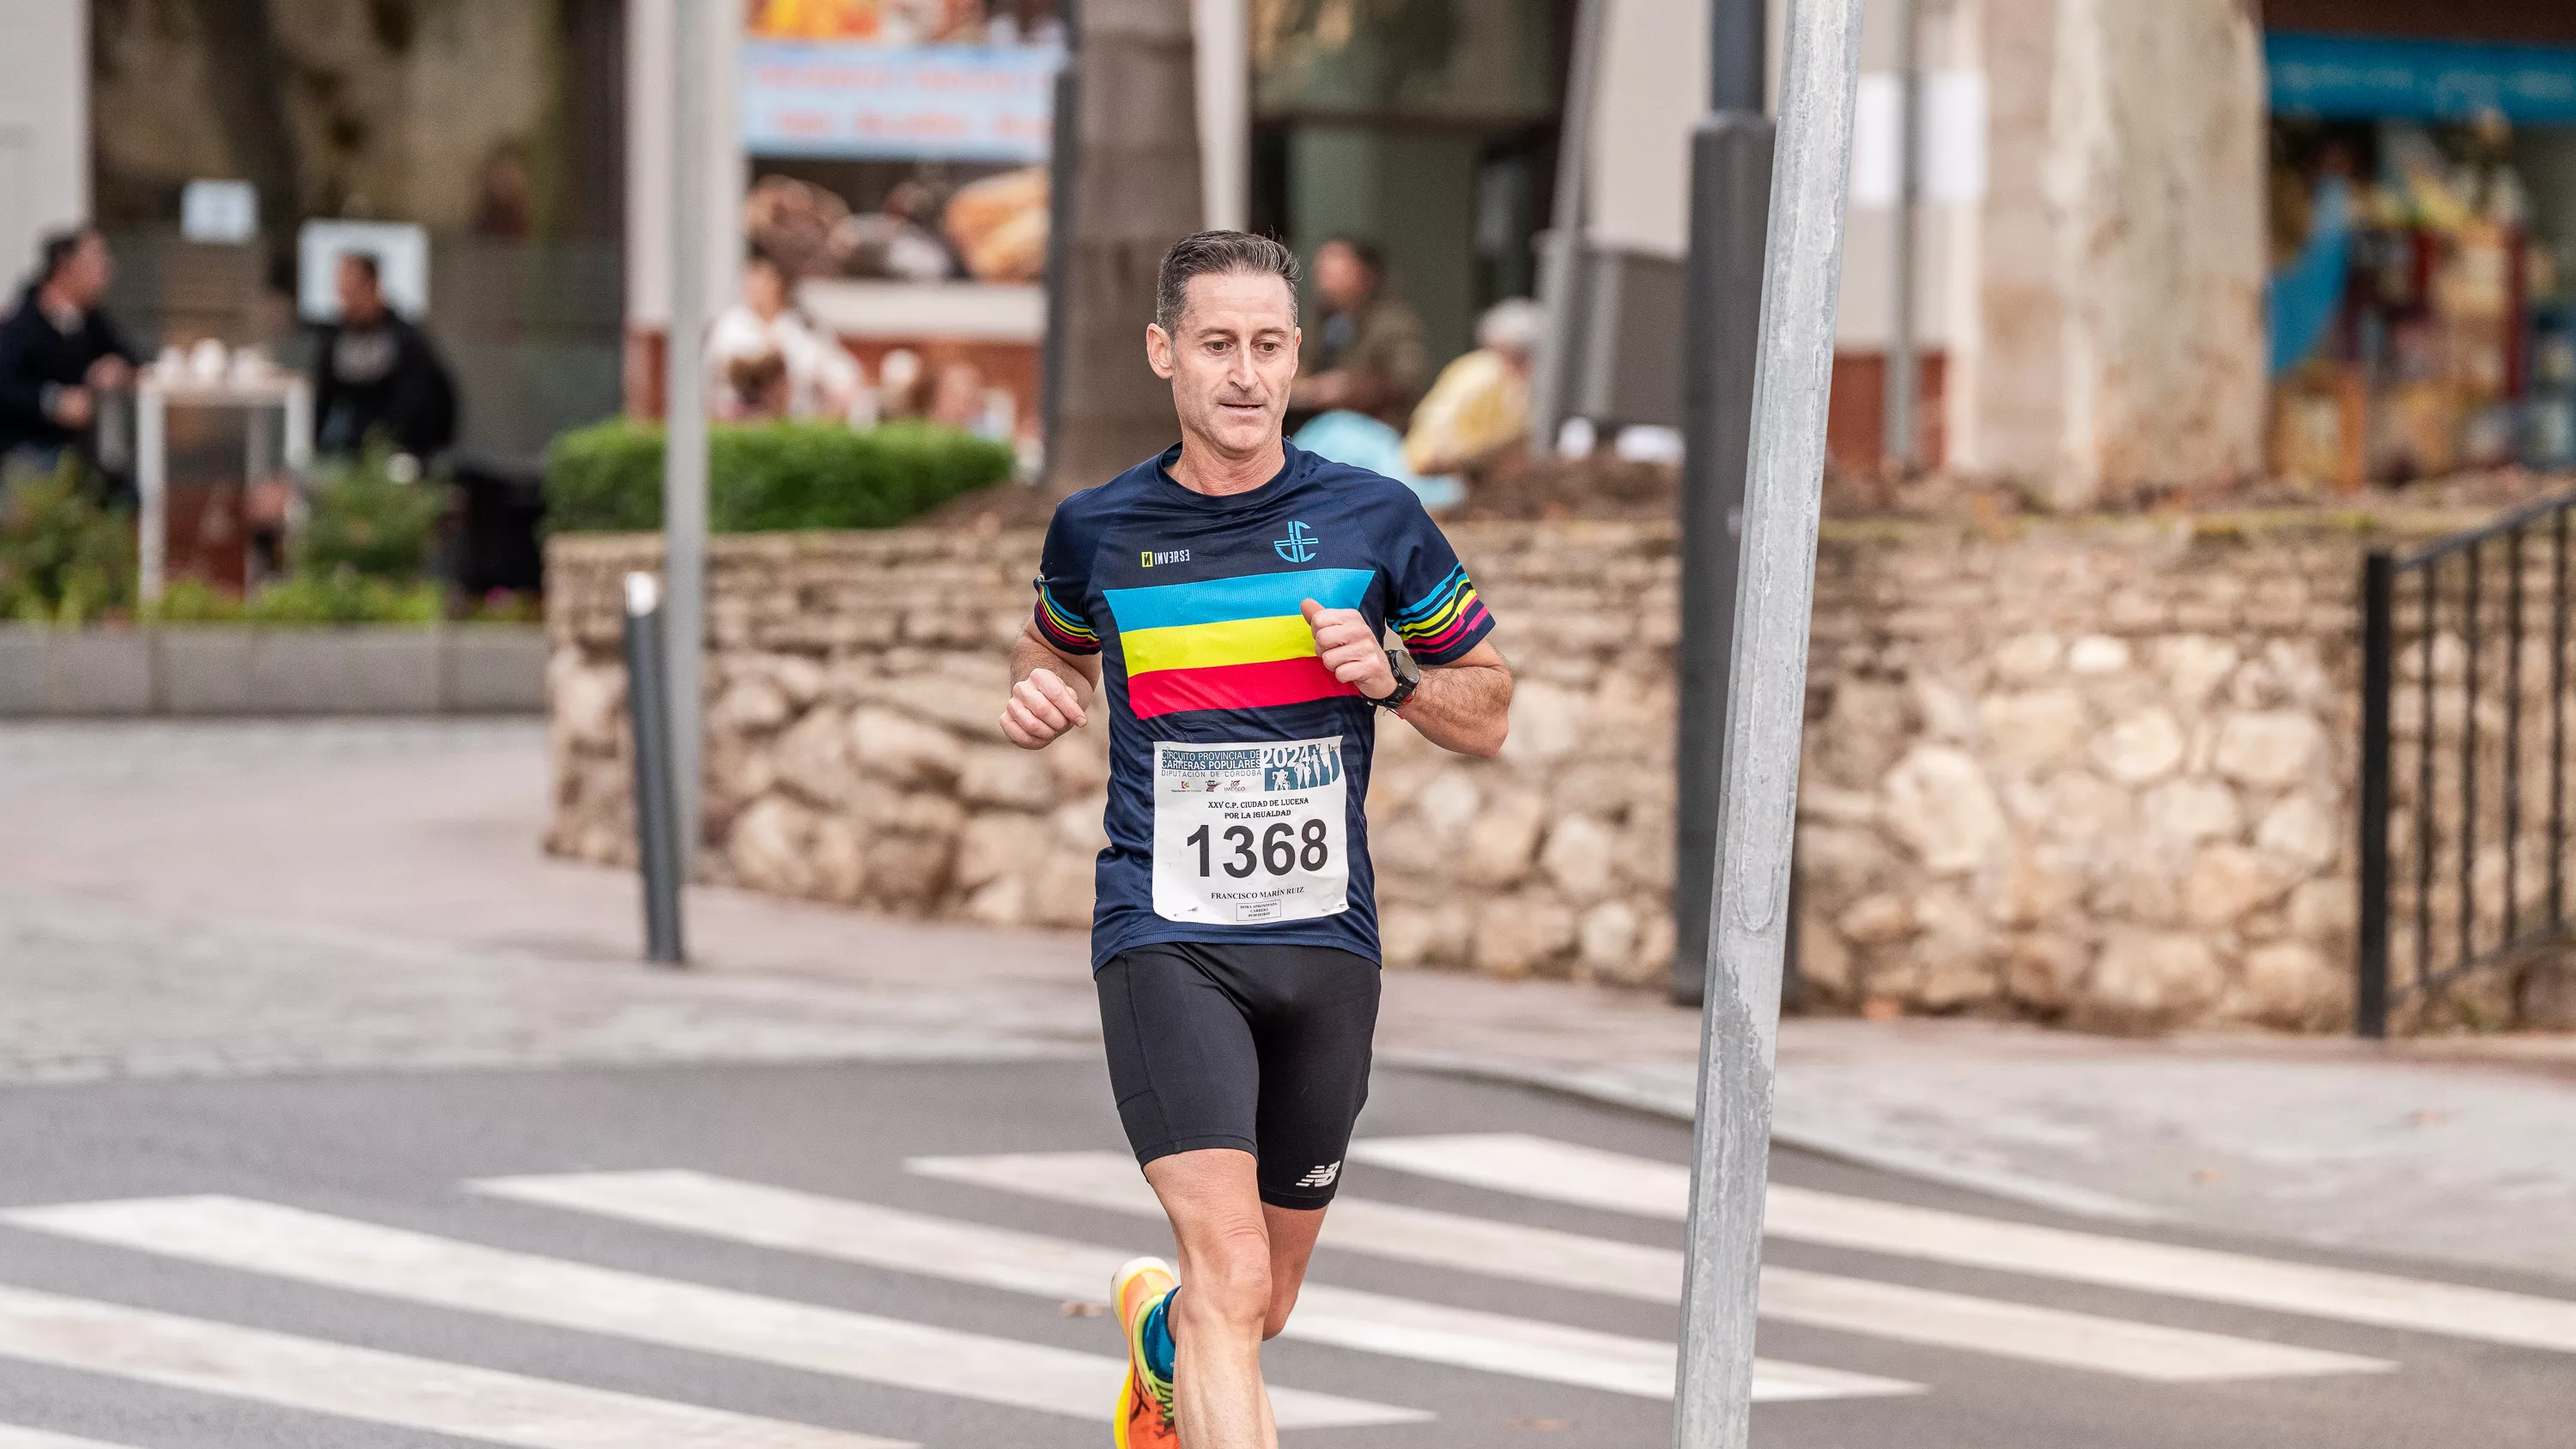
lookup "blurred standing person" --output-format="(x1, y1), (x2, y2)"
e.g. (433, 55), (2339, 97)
(1402, 297), (1541, 482)
(705, 252), (867, 422)
(1289, 237), (1426, 427)
(0, 227), (140, 482)
(312, 252), (458, 464)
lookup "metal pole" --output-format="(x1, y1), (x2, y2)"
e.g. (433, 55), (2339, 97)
(1883, 0), (1921, 471)
(1528, 0), (1612, 452)
(137, 385), (167, 605)
(1039, 0), (1080, 477)
(1672, 2), (1866, 1445)
(2356, 552), (2394, 1038)
(623, 572), (688, 966)
(1672, 0), (1773, 1006)
(664, 0), (711, 876)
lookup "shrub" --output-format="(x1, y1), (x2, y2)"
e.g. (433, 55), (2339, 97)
(0, 458), (135, 626)
(299, 446), (447, 581)
(138, 575), (446, 627)
(544, 418), (1016, 535)
(143, 578), (246, 623)
(241, 574), (445, 626)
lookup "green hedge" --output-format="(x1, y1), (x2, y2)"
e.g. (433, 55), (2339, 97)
(143, 575), (447, 626)
(544, 418), (1017, 535)
(1, 459), (137, 626)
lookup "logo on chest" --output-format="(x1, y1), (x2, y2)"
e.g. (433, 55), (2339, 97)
(1139, 548), (1193, 568)
(1273, 522), (1319, 563)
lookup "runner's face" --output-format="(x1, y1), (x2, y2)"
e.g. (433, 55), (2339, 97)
(1150, 271), (1300, 457)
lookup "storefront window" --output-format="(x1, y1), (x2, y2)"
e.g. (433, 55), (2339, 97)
(2268, 32), (2576, 483)
(87, 0), (628, 464)
(1249, 0), (1565, 367)
(738, 0), (1066, 446)
(1253, 0), (1561, 123)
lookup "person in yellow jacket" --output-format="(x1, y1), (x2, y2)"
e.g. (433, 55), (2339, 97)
(1402, 297), (1541, 481)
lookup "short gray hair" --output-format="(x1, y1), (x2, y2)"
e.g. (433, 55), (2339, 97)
(1155, 230), (1300, 336)
(1476, 297), (1544, 356)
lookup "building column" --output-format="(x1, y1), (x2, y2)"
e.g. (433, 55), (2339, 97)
(0, 0), (90, 279)
(1967, 0), (2266, 506)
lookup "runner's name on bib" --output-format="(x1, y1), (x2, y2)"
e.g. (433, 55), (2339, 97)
(1151, 737), (1350, 925)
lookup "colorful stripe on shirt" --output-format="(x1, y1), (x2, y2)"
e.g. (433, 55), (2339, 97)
(1391, 564), (1491, 660)
(1104, 567), (1371, 719)
(1033, 579), (1100, 654)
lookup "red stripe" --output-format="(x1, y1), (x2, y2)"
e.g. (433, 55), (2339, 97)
(1127, 656), (1358, 718)
(1407, 601), (1491, 658)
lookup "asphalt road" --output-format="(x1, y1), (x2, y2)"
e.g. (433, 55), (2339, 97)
(0, 1059), (2567, 1449)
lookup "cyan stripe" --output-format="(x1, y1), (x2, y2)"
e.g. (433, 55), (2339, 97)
(1103, 567), (1371, 633)
(1393, 566), (1469, 625)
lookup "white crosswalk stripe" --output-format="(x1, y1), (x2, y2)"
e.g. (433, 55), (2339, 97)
(477, 1169), (1917, 1403)
(0, 1283), (908, 1449)
(0, 1429), (145, 1449)
(0, 1197), (1418, 1430)
(902, 1151), (2388, 1382)
(1350, 1133), (2576, 1357)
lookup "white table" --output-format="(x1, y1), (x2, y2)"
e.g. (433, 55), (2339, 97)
(134, 373), (313, 603)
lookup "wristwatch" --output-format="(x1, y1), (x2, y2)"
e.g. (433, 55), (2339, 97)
(1370, 648), (1421, 712)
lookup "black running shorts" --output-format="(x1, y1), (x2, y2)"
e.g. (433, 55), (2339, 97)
(1095, 941), (1382, 1210)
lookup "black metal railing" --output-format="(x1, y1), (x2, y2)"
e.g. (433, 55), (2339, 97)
(2357, 488), (2576, 1036)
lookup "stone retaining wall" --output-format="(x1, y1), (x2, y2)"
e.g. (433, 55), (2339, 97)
(544, 511), (2476, 1029)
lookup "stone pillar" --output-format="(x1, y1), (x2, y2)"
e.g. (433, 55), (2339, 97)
(1967, 0), (2267, 507)
(1046, 0), (1204, 488)
(0, 0), (88, 279)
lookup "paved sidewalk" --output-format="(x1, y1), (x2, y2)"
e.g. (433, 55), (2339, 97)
(3, 719), (2573, 1285)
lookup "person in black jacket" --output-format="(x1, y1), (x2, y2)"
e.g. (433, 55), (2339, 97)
(311, 252), (457, 462)
(0, 227), (140, 476)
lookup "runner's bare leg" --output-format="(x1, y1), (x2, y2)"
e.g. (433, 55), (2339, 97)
(1260, 1202), (1325, 1339)
(1145, 1150), (1331, 1449)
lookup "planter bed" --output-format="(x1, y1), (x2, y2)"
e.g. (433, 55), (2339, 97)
(0, 624), (546, 717)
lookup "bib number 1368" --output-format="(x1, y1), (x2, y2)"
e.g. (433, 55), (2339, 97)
(1151, 737), (1351, 925)
(1185, 819), (1332, 878)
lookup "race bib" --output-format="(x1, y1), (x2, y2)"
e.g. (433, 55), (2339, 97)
(1151, 737), (1350, 925)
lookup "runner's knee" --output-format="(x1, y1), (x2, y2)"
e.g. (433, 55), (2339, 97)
(1176, 1223), (1273, 1336)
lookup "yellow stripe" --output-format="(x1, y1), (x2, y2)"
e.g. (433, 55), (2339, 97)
(1121, 614), (1316, 675)
(1395, 587), (1473, 640)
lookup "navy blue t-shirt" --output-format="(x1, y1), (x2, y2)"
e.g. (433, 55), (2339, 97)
(1035, 441), (1498, 970)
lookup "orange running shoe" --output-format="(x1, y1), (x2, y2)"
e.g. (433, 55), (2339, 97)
(1112, 1255), (1179, 1449)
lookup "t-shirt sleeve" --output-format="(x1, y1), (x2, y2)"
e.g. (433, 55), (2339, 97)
(1030, 503), (1102, 656)
(1383, 493), (1498, 665)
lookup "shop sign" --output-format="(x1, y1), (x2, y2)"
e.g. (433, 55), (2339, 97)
(741, 40), (1064, 162)
(2269, 33), (2576, 124)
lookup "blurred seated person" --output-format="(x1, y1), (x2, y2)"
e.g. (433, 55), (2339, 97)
(706, 252), (866, 422)
(1404, 297), (1541, 482)
(1290, 237), (1427, 428)
(874, 348), (927, 419)
(926, 360), (989, 432)
(724, 350), (793, 421)
(313, 252), (459, 462)
(0, 227), (140, 482)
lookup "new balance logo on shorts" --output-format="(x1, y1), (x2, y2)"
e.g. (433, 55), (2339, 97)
(1293, 1161), (1341, 1190)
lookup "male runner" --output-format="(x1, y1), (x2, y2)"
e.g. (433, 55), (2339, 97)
(998, 230), (1513, 1449)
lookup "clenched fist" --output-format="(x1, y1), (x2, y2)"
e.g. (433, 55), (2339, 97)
(1000, 665), (1091, 749)
(1301, 597), (1394, 700)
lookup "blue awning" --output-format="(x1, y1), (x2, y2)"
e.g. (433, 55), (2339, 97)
(2269, 32), (2576, 124)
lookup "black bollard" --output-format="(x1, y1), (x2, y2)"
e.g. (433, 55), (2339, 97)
(622, 571), (687, 966)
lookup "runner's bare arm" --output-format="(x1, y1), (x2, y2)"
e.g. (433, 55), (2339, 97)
(1390, 640), (1512, 758)
(1002, 620), (1102, 749)
(1303, 600), (1512, 759)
